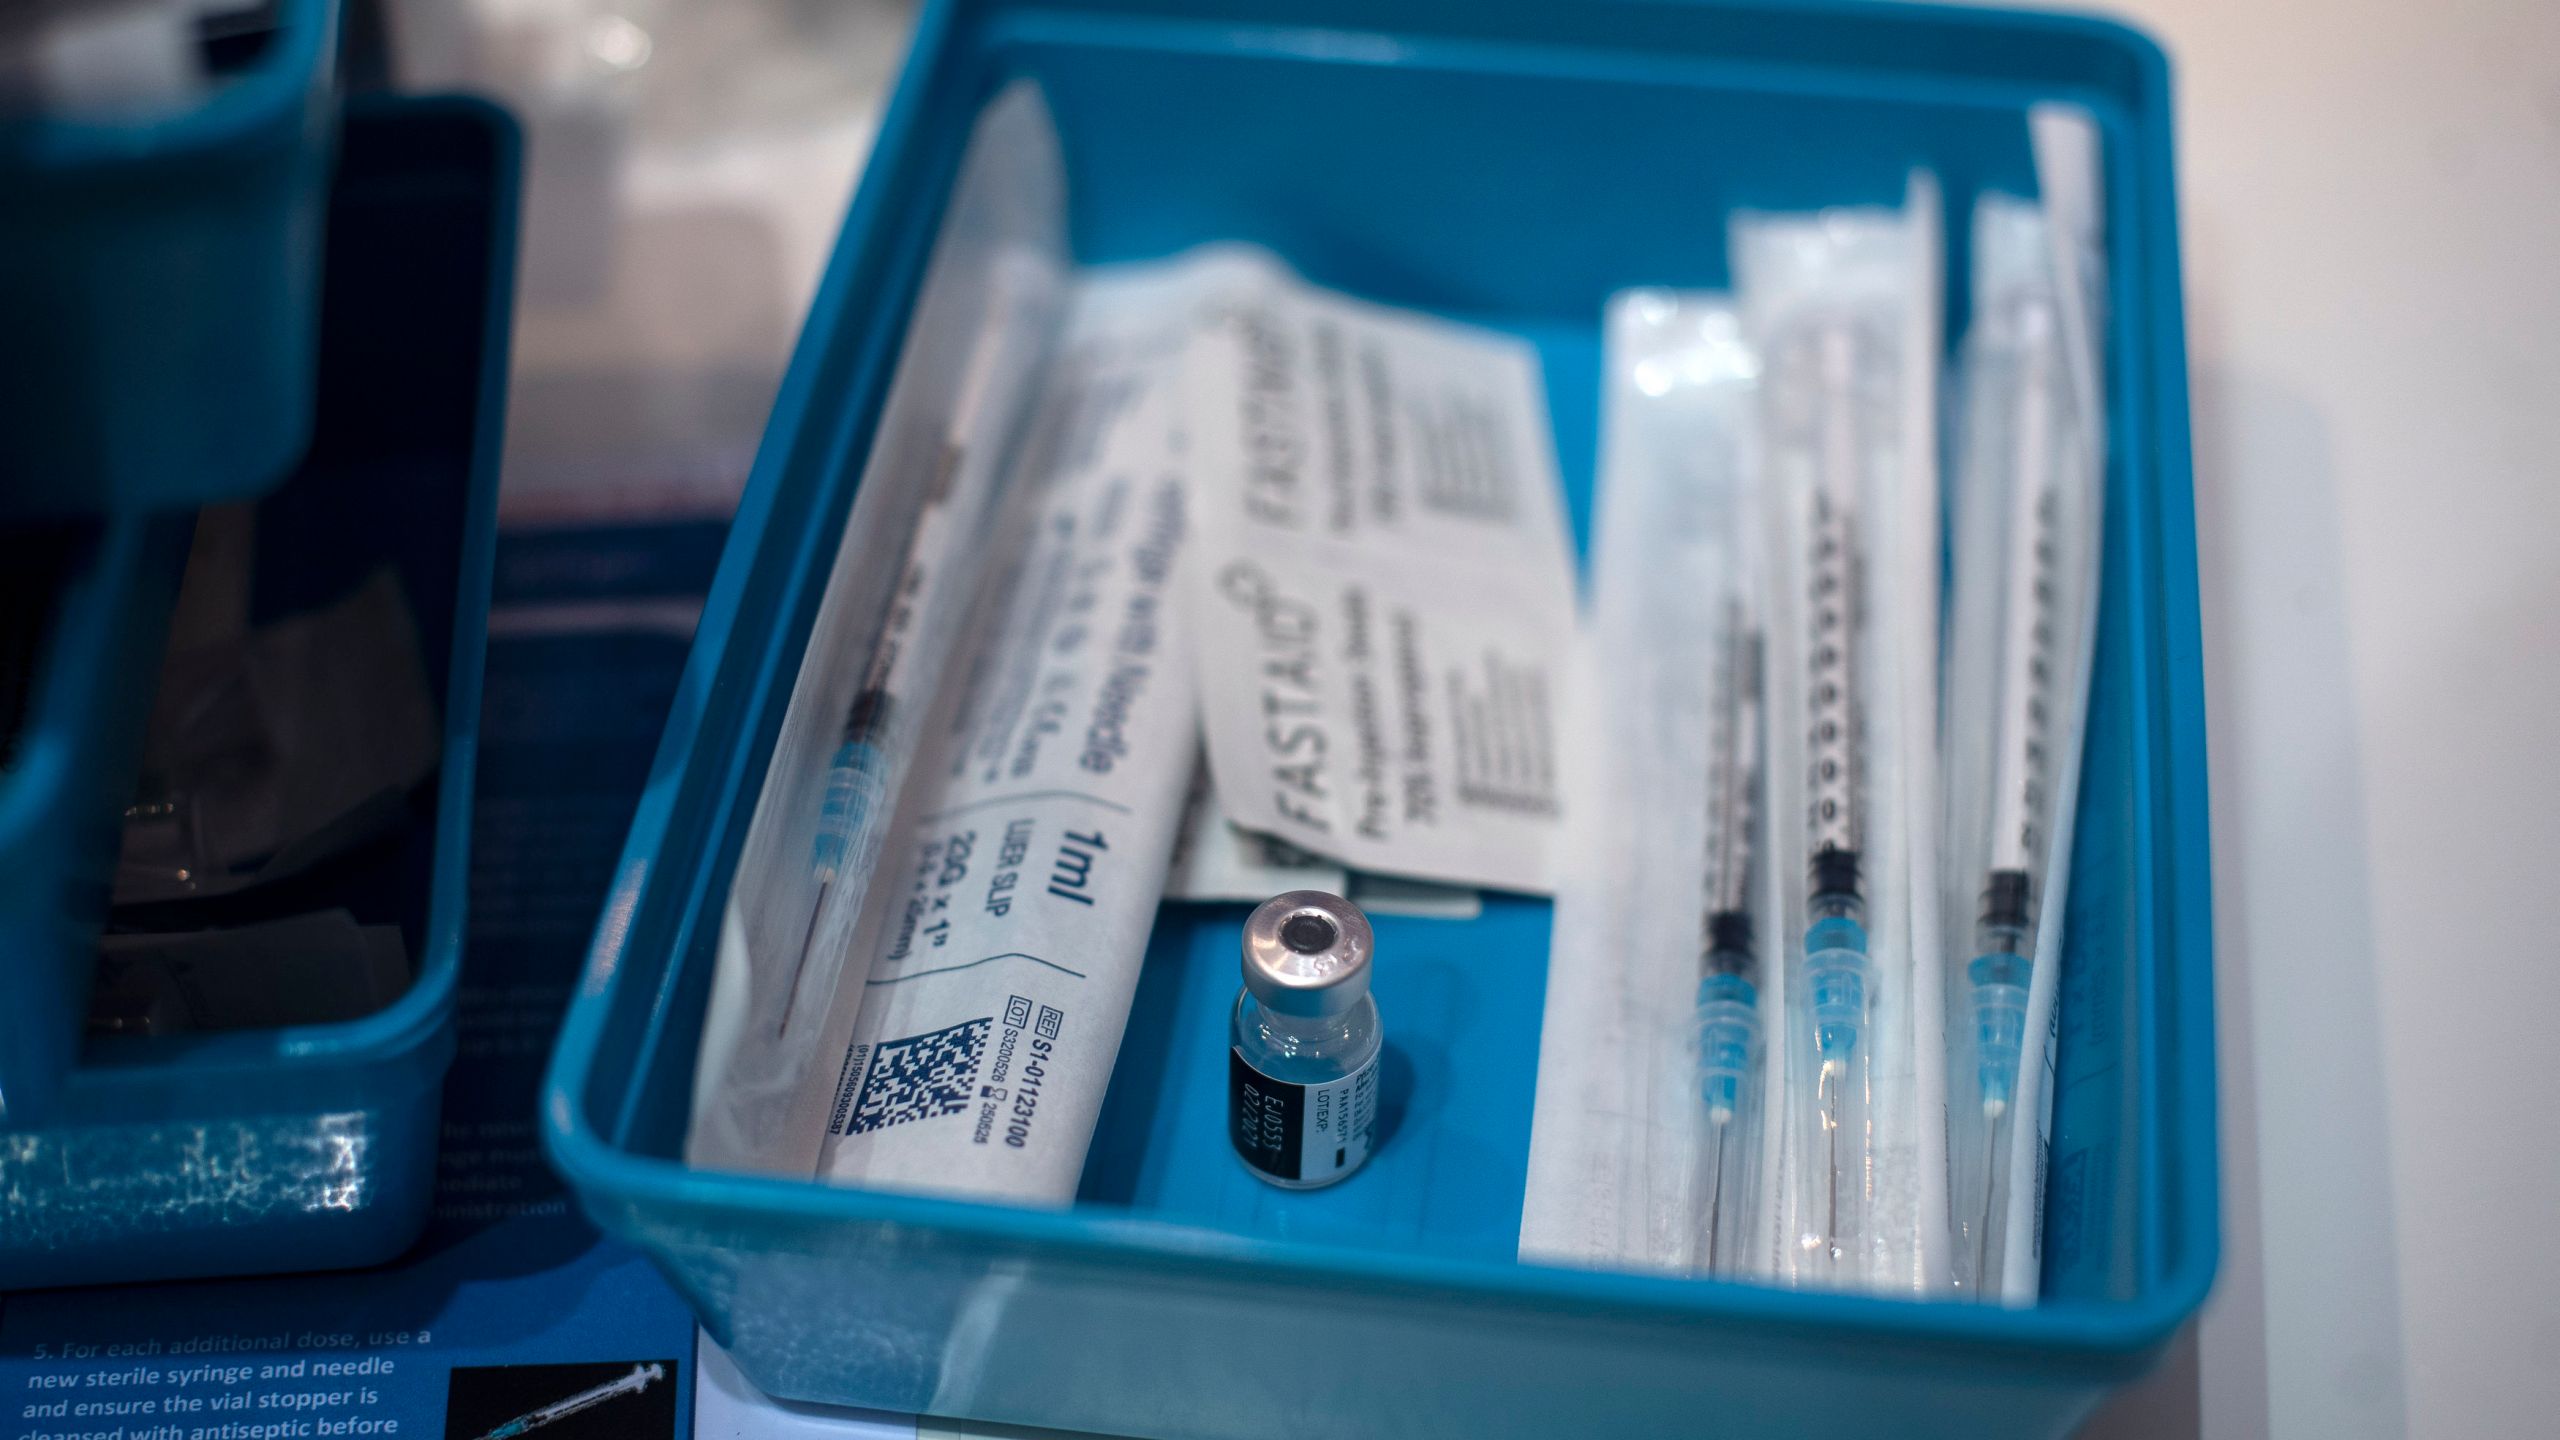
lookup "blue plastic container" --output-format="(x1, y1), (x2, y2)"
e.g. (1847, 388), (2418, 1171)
(0, 0), (340, 519)
(543, 3), (2215, 1437)
(0, 518), (194, 1129)
(0, 94), (519, 1290)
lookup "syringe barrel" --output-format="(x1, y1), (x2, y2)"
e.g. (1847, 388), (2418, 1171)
(1703, 607), (1761, 921)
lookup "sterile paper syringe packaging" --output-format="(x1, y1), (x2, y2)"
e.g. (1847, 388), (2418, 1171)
(1734, 177), (1952, 1292)
(1521, 145), (2107, 1297)
(1520, 290), (1774, 1276)
(1522, 176), (1957, 1292)
(1939, 109), (2109, 1302)
(689, 86), (1073, 1180)
(797, 268), (1212, 1200)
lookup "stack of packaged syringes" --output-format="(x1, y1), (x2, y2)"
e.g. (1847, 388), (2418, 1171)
(1521, 116), (2108, 1304)
(681, 84), (2106, 1308)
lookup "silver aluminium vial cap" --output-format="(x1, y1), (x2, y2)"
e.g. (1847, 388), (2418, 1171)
(1241, 890), (1374, 1018)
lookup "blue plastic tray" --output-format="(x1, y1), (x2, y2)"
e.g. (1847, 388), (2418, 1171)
(0, 517), (194, 1129)
(543, 4), (2216, 1437)
(0, 94), (520, 1290)
(0, 0), (341, 519)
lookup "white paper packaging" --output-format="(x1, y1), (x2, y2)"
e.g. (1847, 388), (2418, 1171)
(1734, 173), (1951, 1294)
(1163, 749), (1350, 904)
(807, 271), (1205, 1201)
(1521, 292), (1772, 1276)
(1180, 249), (1579, 895)
(1162, 755), (1483, 916)
(1953, 106), (2104, 1303)
(689, 83), (1070, 1177)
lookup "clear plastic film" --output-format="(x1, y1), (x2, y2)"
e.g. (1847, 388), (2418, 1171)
(1946, 111), (2108, 1302)
(1734, 174), (1950, 1293)
(688, 82), (1071, 1176)
(1520, 292), (1772, 1277)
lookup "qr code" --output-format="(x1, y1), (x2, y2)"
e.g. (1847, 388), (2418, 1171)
(847, 1018), (991, 1134)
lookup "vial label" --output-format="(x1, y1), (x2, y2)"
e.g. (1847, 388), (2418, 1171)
(1228, 1048), (1379, 1186)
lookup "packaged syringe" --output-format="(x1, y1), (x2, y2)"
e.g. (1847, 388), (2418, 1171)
(1943, 108), (2108, 1304)
(1734, 172), (1951, 1296)
(1521, 290), (1773, 1278)
(689, 84), (1071, 1178)
(793, 268), (1208, 1202)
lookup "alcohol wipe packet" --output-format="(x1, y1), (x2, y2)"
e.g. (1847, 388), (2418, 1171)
(1177, 248), (1579, 895)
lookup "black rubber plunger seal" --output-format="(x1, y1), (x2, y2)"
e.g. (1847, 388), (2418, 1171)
(1706, 910), (1755, 958)
(1981, 869), (2033, 930)
(1809, 846), (1862, 900)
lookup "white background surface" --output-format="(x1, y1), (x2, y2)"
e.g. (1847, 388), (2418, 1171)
(2110, 3), (2560, 1436)
(401, 1), (2560, 1434)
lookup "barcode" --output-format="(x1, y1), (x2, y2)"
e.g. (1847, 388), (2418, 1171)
(846, 1018), (991, 1134)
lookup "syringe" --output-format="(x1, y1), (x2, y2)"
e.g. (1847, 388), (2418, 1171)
(773, 295), (1028, 1041)
(471, 1363), (664, 1440)
(1694, 597), (1763, 1275)
(1964, 299), (2064, 1294)
(1798, 323), (1873, 1276)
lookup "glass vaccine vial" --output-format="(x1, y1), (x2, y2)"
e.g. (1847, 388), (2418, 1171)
(1229, 890), (1383, 1188)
